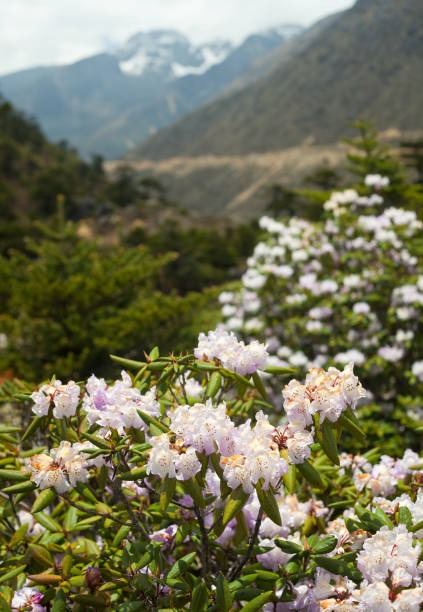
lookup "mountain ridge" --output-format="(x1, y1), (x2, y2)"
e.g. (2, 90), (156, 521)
(0, 24), (303, 158)
(135, 0), (423, 160)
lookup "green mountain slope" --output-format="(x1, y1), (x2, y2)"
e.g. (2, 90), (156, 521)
(135, 0), (423, 160)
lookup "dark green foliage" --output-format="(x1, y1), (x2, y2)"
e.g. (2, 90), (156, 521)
(265, 184), (327, 221)
(304, 165), (341, 190)
(0, 220), (219, 381)
(401, 138), (423, 184)
(344, 119), (405, 187)
(105, 165), (140, 207)
(0, 96), (44, 149)
(134, 221), (258, 294)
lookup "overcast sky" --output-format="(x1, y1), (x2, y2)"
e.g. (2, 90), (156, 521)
(0, 0), (354, 76)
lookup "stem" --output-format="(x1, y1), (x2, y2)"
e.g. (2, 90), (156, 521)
(112, 478), (148, 537)
(178, 373), (189, 405)
(193, 503), (210, 578)
(228, 507), (263, 581)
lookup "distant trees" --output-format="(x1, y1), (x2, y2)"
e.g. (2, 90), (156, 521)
(0, 217), (219, 381)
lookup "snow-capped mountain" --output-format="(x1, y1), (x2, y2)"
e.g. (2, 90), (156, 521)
(116, 30), (233, 79)
(0, 24), (304, 158)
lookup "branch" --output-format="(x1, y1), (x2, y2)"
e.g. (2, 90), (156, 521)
(228, 507), (263, 581)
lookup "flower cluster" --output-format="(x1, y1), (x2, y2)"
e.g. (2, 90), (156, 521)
(82, 371), (159, 434)
(27, 441), (91, 493)
(147, 403), (289, 493)
(11, 587), (45, 612)
(219, 177), (423, 444)
(31, 379), (80, 418)
(194, 329), (268, 375)
(2, 325), (422, 610)
(283, 362), (366, 424)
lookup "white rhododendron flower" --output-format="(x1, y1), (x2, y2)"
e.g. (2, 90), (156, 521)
(82, 371), (159, 434)
(146, 434), (201, 481)
(31, 379), (80, 418)
(357, 525), (422, 587)
(170, 400), (235, 456)
(11, 587), (45, 611)
(364, 174), (390, 189)
(27, 441), (89, 493)
(194, 329), (268, 375)
(283, 363), (366, 424)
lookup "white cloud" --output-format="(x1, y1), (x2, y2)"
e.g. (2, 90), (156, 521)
(0, 0), (354, 76)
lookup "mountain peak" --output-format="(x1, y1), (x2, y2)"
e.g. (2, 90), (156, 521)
(116, 29), (233, 78)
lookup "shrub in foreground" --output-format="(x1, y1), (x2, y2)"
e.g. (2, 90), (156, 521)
(219, 176), (423, 453)
(0, 331), (422, 610)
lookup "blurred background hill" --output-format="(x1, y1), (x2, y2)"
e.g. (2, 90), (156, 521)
(135, 0), (423, 159)
(0, 25), (302, 159)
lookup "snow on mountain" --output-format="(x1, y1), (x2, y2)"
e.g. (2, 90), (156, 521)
(270, 24), (305, 39)
(116, 30), (233, 79)
(171, 41), (233, 78)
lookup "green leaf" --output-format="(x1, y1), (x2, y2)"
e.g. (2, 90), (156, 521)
(27, 543), (53, 568)
(194, 361), (218, 371)
(2, 480), (36, 494)
(263, 366), (295, 375)
(0, 564), (27, 584)
(112, 525), (132, 547)
(0, 426), (21, 433)
(319, 420), (340, 465)
(64, 506), (78, 531)
(239, 590), (273, 611)
(32, 488), (56, 513)
(81, 433), (110, 450)
(166, 552), (197, 580)
(149, 346), (160, 361)
(119, 466), (147, 481)
(254, 569), (279, 581)
(222, 487), (250, 529)
(338, 413), (366, 442)
(0, 469), (30, 482)
(160, 478), (176, 511)
(33, 512), (62, 533)
(137, 410), (168, 433)
(397, 506), (413, 530)
(216, 573), (232, 612)
(411, 520), (423, 533)
(252, 372), (268, 400)
(189, 581), (209, 611)
(52, 589), (67, 612)
(109, 355), (146, 370)
(9, 522), (28, 547)
(283, 464), (296, 494)
(311, 535), (338, 554)
(183, 477), (206, 508)
(256, 481), (281, 525)
(72, 594), (108, 608)
(75, 482), (98, 503)
(27, 572), (62, 585)
(373, 507), (394, 529)
(206, 372), (222, 398)
(296, 460), (324, 488)
(328, 499), (355, 509)
(354, 505), (384, 532)
(21, 417), (44, 443)
(275, 539), (302, 554)
(313, 556), (362, 583)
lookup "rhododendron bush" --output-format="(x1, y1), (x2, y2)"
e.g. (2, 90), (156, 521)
(0, 334), (422, 611)
(220, 176), (423, 453)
